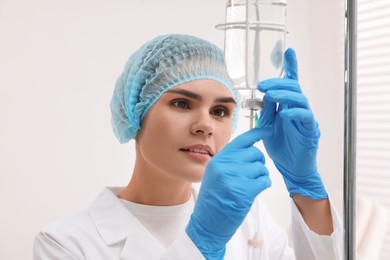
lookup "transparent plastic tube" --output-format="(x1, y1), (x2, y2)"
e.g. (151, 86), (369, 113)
(216, 0), (288, 126)
(224, 0), (287, 89)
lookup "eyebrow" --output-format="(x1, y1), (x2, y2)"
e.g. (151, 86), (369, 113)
(166, 89), (236, 104)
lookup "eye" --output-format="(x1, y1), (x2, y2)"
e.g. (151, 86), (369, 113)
(211, 106), (229, 117)
(171, 100), (190, 109)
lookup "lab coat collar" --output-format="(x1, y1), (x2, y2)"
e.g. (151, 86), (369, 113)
(88, 187), (136, 246)
(88, 186), (198, 259)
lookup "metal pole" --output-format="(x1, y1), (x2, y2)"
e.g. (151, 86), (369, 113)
(344, 0), (357, 259)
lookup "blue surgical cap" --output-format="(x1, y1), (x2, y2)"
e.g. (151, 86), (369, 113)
(110, 34), (241, 144)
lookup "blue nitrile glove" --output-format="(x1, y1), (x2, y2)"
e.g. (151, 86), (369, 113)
(186, 127), (272, 259)
(257, 48), (328, 200)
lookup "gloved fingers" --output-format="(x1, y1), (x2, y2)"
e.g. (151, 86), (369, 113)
(237, 161), (269, 181)
(241, 170), (271, 197)
(253, 174), (272, 194)
(259, 97), (277, 126)
(264, 90), (309, 109)
(257, 78), (301, 93)
(244, 179), (272, 199)
(284, 48), (298, 80)
(279, 107), (316, 128)
(227, 127), (272, 149)
(296, 120), (321, 137)
(232, 146), (265, 163)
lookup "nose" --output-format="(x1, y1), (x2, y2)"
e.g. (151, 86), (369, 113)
(190, 110), (215, 137)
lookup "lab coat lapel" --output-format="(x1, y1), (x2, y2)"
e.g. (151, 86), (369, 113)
(89, 187), (165, 259)
(120, 220), (165, 260)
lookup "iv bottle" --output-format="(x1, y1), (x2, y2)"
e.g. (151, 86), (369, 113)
(218, 0), (288, 111)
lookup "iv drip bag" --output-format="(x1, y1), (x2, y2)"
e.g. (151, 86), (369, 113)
(216, 0), (288, 110)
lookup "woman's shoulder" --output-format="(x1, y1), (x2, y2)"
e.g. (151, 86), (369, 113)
(33, 187), (130, 259)
(33, 209), (98, 259)
(36, 187), (121, 243)
(40, 209), (94, 236)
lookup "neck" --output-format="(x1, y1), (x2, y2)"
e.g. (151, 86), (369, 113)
(118, 156), (192, 206)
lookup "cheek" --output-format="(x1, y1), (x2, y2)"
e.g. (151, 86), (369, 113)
(139, 108), (187, 155)
(151, 111), (186, 139)
(216, 123), (233, 150)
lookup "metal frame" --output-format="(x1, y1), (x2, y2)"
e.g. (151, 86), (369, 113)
(344, 0), (357, 259)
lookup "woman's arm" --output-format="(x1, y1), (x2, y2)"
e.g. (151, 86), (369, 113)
(292, 195), (333, 235)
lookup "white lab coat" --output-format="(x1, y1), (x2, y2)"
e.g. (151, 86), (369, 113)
(33, 187), (343, 260)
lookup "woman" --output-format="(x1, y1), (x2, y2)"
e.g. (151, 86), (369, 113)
(34, 34), (342, 259)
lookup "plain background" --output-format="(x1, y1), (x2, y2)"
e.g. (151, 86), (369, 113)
(0, 0), (344, 259)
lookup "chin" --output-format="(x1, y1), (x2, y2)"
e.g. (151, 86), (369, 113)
(168, 156), (208, 183)
(182, 167), (206, 183)
(191, 175), (204, 183)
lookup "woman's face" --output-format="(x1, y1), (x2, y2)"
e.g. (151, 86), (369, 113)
(136, 79), (236, 183)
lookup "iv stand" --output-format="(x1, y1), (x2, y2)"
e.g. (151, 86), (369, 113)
(344, 0), (357, 259)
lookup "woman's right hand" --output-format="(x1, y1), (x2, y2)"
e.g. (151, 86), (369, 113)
(186, 127), (272, 259)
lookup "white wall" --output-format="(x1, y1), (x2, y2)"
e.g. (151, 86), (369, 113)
(0, 0), (344, 259)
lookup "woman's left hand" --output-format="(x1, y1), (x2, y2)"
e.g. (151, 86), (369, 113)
(257, 48), (327, 200)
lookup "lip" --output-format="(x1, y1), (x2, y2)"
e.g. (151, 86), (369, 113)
(179, 144), (214, 161)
